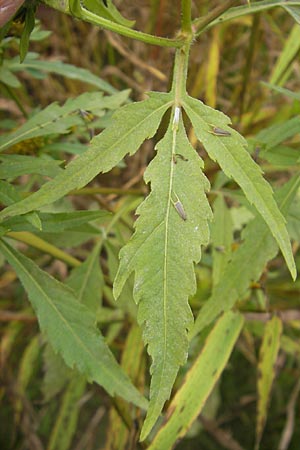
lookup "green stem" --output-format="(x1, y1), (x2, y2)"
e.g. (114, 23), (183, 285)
(181, 0), (192, 34)
(171, 44), (191, 106)
(7, 231), (81, 267)
(42, 0), (183, 48)
(78, 7), (182, 47)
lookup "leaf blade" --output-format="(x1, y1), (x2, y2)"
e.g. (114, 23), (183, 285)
(0, 92), (172, 221)
(183, 95), (296, 279)
(114, 118), (212, 439)
(0, 239), (147, 409)
(148, 312), (244, 450)
(256, 316), (283, 449)
(190, 175), (300, 340)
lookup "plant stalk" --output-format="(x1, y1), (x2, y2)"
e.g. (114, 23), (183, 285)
(181, 0), (192, 34)
(41, 0), (184, 48)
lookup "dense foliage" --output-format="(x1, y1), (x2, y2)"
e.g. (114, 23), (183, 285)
(0, 1), (299, 449)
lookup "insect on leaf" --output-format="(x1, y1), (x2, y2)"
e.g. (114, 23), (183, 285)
(183, 95), (296, 280)
(114, 117), (212, 440)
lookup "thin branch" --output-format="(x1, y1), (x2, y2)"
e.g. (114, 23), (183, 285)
(278, 379), (300, 450)
(192, 0), (240, 37)
(181, 0), (192, 34)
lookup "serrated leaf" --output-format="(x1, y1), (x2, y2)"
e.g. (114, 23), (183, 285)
(0, 91), (128, 152)
(9, 52), (116, 94)
(0, 239), (147, 409)
(66, 242), (104, 312)
(256, 316), (283, 449)
(0, 154), (64, 179)
(190, 176), (300, 340)
(114, 118), (212, 440)
(183, 95), (296, 279)
(0, 92), (172, 221)
(148, 312), (244, 450)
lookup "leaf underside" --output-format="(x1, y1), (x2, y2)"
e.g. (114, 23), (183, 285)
(0, 239), (147, 410)
(114, 118), (212, 439)
(183, 95), (296, 280)
(0, 92), (172, 221)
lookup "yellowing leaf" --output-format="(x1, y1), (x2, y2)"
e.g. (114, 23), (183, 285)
(256, 316), (283, 449)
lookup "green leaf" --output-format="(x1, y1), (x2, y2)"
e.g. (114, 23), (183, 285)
(194, 1), (300, 35)
(0, 92), (172, 221)
(83, 0), (135, 28)
(0, 155), (63, 179)
(256, 316), (283, 449)
(190, 175), (300, 340)
(282, 1), (300, 25)
(183, 95), (296, 280)
(0, 180), (23, 205)
(0, 239), (147, 409)
(148, 312), (244, 450)
(0, 66), (21, 88)
(0, 91), (128, 152)
(2, 210), (110, 234)
(0, 180), (41, 231)
(261, 81), (300, 101)
(254, 116), (300, 150)
(269, 24), (300, 85)
(19, 5), (36, 63)
(9, 52), (117, 94)
(114, 118), (212, 440)
(66, 242), (104, 312)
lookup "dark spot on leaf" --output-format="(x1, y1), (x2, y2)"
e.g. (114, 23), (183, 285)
(257, 369), (262, 379)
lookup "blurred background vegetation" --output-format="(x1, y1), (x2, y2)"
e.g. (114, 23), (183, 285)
(0, 1), (299, 449)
